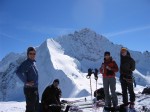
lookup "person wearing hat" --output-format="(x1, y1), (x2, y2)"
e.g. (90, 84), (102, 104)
(100, 51), (119, 108)
(16, 47), (39, 112)
(120, 47), (135, 109)
(41, 79), (62, 112)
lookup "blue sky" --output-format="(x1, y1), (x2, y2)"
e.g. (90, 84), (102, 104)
(0, 0), (150, 60)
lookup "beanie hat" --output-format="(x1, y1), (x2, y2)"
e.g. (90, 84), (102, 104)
(53, 79), (59, 84)
(121, 47), (127, 52)
(27, 47), (36, 55)
(104, 51), (110, 56)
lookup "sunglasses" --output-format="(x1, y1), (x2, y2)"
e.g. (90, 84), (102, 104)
(105, 55), (110, 56)
(29, 53), (36, 55)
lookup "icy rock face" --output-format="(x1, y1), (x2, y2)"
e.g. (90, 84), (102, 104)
(0, 28), (150, 101)
(55, 28), (116, 62)
(0, 52), (22, 72)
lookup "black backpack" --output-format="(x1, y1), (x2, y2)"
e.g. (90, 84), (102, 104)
(94, 88), (105, 100)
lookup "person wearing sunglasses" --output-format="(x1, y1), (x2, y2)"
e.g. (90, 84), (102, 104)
(16, 47), (39, 112)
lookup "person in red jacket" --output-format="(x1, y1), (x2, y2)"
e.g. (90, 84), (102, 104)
(100, 51), (119, 108)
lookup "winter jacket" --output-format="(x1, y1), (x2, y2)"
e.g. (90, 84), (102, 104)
(100, 57), (118, 78)
(16, 58), (38, 87)
(41, 84), (62, 106)
(120, 51), (135, 79)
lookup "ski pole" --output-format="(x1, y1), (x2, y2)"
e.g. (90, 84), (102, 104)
(90, 76), (93, 100)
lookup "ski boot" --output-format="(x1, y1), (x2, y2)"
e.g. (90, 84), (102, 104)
(103, 105), (111, 112)
(129, 102), (137, 112)
(129, 102), (135, 109)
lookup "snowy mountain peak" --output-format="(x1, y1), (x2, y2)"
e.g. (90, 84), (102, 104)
(73, 28), (107, 42)
(144, 51), (150, 58)
(74, 28), (97, 37)
(55, 29), (114, 63)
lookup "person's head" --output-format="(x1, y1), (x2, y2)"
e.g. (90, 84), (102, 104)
(27, 47), (36, 60)
(121, 47), (127, 57)
(104, 51), (111, 60)
(53, 79), (59, 87)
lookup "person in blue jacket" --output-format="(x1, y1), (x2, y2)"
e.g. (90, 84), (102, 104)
(16, 47), (39, 112)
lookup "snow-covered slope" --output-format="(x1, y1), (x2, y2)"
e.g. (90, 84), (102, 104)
(1, 93), (150, 112)
(0, 28), (150, 101)
(37, 40), (90, 98)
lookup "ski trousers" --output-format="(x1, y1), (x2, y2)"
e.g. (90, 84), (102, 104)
(120, 79), (135, 104)
(24, 87), (39, 112)
(103, 77), (118, 107)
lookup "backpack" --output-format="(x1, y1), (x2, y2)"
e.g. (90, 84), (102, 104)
(94, 88), (105, 100)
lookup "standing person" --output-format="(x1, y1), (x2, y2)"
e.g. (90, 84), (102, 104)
(16, 47), (39, 112)
(41, 79), (62, 112)
(100, 51), (119, 108)
(120, 47), (135, 108)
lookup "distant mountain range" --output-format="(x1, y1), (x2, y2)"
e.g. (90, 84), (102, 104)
(0, 28), (150, 101)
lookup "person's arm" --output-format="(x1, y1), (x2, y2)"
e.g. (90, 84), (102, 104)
(16, 62), (28, 83)
(130, 58), (135, 71)
(57, 89), (62, 104)
(59, 89), (62, 98)
(111, 61), (119, 73)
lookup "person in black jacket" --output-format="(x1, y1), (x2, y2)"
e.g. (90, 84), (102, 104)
(16, 47), (39, 112)
(120, 47), (135, 108)
(41, 79), (62, 112)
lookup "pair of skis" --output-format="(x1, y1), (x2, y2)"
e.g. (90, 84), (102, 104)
(61, 99), (138, 112)
(72, 101), (137, 112)
(63, 100), (105, 112)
